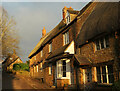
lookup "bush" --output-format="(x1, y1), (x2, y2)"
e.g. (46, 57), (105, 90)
(112, 79), (120, 91)
(13, 63), (29, 71)
(13, 64), (21, 71)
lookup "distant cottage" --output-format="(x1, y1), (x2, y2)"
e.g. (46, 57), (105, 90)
(28, 1), (120, 89)
(2, 50), (23, 71)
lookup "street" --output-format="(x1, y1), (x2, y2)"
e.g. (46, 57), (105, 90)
(2, 72), (53, 90)
(2, 72), (34, 90)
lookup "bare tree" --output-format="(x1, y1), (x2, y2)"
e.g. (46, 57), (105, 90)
(0, 6), (20, 59)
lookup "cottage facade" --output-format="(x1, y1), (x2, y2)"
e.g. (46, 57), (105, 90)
(29, 1), (120, 89)
(3, 52), (23, 71)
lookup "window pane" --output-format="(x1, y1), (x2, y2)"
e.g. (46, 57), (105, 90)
(103, 75), (107, 83)
(102, 66), (106, 74)
(51, 64), (52, 74)
(100, 38), (104, 49)
(107, 65), (113, 74)
(109, 74), (114, 83)
(87, 68), (92, 82)
(108, 65), (114, 83)
(97, 75), (101, 83)
(102, 66), (107, 83)
(96, 67), (101, 83)
(63, 72), (66, 77)
(105, 36), (109, 48)
(96, 41), (100, 50)
(63, 66), (66, 71)
(67, 32), (69, 44)
(97, 67), (101, 74)
(63, 60), (66, 77)
(63, 60), (66, 65)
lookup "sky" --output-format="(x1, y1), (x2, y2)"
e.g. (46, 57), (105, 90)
(2, 2), (89, 63)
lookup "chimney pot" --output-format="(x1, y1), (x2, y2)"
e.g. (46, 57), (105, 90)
(62, 6), (67, 20)
(42, 27), (46, 37)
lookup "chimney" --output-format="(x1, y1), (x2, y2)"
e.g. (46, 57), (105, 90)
(69, 6), (73, 10)
(42, 27), (46, 37)
(13, 49), (16, 54)
(62, 6), (67, 20)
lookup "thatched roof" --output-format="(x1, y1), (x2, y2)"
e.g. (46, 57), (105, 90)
(46, 43), (70, 60)
(74, 54), (92, 65)
(77, 2), (119, 46)
(28, 2), (95, 58)
(67, 9), (79, 15)
(6, 53), (19, 66)
(28, 20), (66, 58)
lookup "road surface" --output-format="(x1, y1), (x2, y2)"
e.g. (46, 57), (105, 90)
(2, 72), (34, 90)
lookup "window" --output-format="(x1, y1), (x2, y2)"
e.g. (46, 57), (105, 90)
(63, 31), (69, 45)
(66, 12), (70, 25)
(34, 56), (36, 60)
(95, 36), (109, 51)
(49, 43), (52, 53)
(107, 65), (114, 83)
(49, 64), (52, 75)
(62, 60), (66, 77)
(96, 65), (114, 84)
(86, 68), (92, 82)
(36, 65), (38, 72)
(41, 50), (43, 57)
(105, 36), (109, 48)
(34, 66), (36, 72)
(40, 62), (42, 72)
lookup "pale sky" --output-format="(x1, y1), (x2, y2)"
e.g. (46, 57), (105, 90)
(2, 2), (89, 62)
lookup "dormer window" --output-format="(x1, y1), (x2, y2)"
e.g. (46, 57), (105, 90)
(66, 12), (70, 25)
(95, 36), (109, 51)
(63, 31), (69, 45)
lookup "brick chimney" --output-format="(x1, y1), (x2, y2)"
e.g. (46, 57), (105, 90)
(13, 49), (16, 54)
(62, 6), (67, 20)
(42, 27), (46, 37)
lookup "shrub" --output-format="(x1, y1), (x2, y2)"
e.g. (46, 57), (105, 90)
(13, 64), (21, 71)
(13, 63), (29, 71)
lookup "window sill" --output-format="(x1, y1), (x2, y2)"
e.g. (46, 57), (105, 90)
(56, 77), (70, 80)
(48, 52), (52, 54)
(49, 74), (52, 76)
(97, 83), (113, 86)
(95, 47), (109, 52)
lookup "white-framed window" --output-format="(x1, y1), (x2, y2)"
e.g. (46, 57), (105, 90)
(95, 36), (109, 51)
(49, 43), (52, 53)
(40, 62), (42, 72)
(96, 65), (114, 84)
(66, 12), (70, 25)
(34, 56), (36, 60)
(62, 60), (66, 77)
(63, 31), (69, 45)
(86, 68), (92, 82)
(56, 59), (70, 79)
(34, 66), (36, 72)
(49, 64), (52, 75)
(41, 50), (43, 57)
(36, 65), (38, 72)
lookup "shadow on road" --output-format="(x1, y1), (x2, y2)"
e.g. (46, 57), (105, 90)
(2, 71), (14, 90)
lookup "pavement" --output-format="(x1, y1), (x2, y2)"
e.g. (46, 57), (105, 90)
(2, 72), (53, 90)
